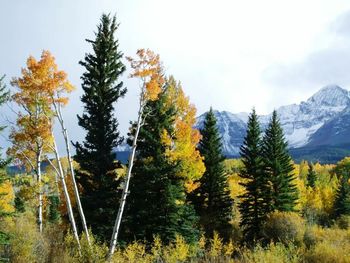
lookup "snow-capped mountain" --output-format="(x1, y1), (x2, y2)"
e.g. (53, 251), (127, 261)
(196, 111), (248, 156)
(306, 106), (350, 147)
(196, 85), (350, 157)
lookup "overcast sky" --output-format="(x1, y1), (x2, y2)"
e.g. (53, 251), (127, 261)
(1, 0), (350, 151)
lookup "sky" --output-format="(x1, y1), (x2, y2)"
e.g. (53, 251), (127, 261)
(1, 0), (350, 152)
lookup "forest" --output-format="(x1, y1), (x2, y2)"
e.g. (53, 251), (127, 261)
(0, 14), (350, 262)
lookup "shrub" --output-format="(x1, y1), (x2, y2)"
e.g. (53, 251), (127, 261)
(262, 211), (306, 245)
(336, 215), (350, 230)
(304, 240), (350, 263)
(64, 230), (108, 263)
(303, 225), (350, 247)
(2, 212), (49, 263)
(240, 242), (302, 263)
(162, 235), (191, 263)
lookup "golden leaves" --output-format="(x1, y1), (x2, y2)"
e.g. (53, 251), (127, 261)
(127, 50), (205, 181)
(127, 49), (164, 101)
(9, 50), (73, 167)
(11, 50), (75, 108)
(0, 180), (15, 213)
(184, 180), (200, 193)
(161, 76), (205, 181)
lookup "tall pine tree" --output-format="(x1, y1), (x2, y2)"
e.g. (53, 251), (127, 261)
(121, 89), (199, 244)
(262, 110), (298, 212)
(239, 109), (269, 243)
(74, 14), (126, 241)
(191, 108), (233, 241)
(307, 163), (317, 188)
(334, 173), (350, 218)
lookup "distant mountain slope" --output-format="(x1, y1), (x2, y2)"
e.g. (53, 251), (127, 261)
(196, 85), (350, 162)
(289, 144), (350, 164)
(196, 111), (247, 156)
(307, 106), (350, 147)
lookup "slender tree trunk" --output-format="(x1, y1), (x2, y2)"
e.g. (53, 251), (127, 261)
(37, 150), (43, 233)
(52, 135), (81, 250)
(55, 172), (60, 201)
(55, 101), (90, 244)
(108, 103), (144, 259)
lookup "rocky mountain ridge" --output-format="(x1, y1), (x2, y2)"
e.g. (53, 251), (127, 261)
(196, 85), (350, 160)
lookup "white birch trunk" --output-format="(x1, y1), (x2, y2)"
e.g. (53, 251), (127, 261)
(37, 150), (43, 233)
(54, 101), (90, 244)
(107, 103), (144, 259)
(51, 135), (81, 250)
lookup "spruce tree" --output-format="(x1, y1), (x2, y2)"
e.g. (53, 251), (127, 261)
(307, 163), (317, 188)
(239, 109), (269, 243)
(14, 196), (25, 213)
(122, 90), (199, 244)
(48, 195), (60, 223)
(191, 108), (233, 241)
(74, 14), (126, 241)
(262, 110), (298, 212)
(334, 173), (350, 218)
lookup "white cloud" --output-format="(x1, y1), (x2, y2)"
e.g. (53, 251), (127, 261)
(1, 0), (350, 153)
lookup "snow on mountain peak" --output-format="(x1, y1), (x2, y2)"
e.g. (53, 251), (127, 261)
(196, 85), (350, 156)
(306, 85), (350, 107)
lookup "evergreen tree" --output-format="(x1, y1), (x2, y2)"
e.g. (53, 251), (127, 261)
(74, 14), (126, 241)
(239, 109), (269, 243)
(122, 90), (199, 244)
(14, 196), (25, 213)
(191, 108), (233, 241)
(262, 110), (298, 212)
(307, 163), (317, 188)
(334, 173), (350, 218)
(48, 195), (60, 223)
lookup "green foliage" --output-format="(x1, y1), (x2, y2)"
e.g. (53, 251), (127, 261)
(335, 215), (350, 229)
(48, 195), (60, 223)
(191, 108), (233, 240)
(307, 163), (317, 188)
(122, 90), (199, 244)
(332, 156), (350, 176)
(14, 195), (25, 213)
(262, 211), (305, 246)
(74, 14), (126, 241)
(333, 173), (350, 218)
(332, 158), (350, 219)
(239, 109), (269, 243)
(262, 110), (298, 213)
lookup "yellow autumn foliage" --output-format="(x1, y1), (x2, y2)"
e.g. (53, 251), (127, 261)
(8, 50), (74, 169)
(127, 49), (164, 102)
(161, 76), (205, 181)
(0, 179), (15, 213)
